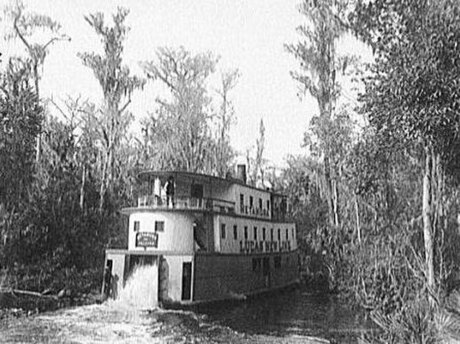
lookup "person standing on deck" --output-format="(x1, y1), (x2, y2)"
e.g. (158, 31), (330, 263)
(165, 176), (175, 208)
(153, 177), (162, 205)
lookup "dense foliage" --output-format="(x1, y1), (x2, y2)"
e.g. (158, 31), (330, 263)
(285, 0), (460, 342)
(0, 6), (239, 295)
(2, 2), (460, 342)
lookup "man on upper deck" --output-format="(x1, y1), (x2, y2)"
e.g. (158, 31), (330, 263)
(165, 176), (175, 208)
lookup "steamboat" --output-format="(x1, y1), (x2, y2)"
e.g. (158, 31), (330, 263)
(103, 165), (299, 308)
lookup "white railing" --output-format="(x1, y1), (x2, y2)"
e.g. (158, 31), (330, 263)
(137, 195), (235, 213)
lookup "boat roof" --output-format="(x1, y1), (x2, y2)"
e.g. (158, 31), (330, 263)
(137, 170), (286, 197)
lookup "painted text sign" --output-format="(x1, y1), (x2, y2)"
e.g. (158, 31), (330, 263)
(239, 240), (291, 254)
(136, 232), (158, 248)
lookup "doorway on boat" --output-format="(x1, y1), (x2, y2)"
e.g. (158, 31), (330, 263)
(191, 183), (204, 208)
(182, 262), (192, 301)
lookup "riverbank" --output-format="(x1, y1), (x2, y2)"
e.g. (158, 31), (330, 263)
(0, 303), (331, 344)
(0, 289), (101, 319)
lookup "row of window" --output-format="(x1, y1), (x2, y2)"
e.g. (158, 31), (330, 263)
(239, 194), (270, 214)
(221, 224), (295, 241)
(133, 220), (164, 232)
(252, 255), (289, 272)
(132, 219), (295, 243)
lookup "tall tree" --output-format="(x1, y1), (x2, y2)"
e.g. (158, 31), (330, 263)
(78, 7), (144, 212)
(0, 58), (42, 254)
(214, 70), (239, 177)
(246, 119), (266, 187)
(286, 0), (349, 227)
(141, 47), (218, 173)
(352, 0), (460, 294)
(3, 0), (69, 161)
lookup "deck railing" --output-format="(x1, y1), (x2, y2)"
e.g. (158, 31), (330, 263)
(137, 195), (235, 213)
(238, 205), (271, 218)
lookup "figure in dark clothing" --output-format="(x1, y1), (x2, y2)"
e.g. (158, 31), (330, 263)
(166, 176), (175, 208)
(102, 264), (112, 300)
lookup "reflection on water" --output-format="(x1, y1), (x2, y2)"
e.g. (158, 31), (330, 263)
(197, 288), (377, 343)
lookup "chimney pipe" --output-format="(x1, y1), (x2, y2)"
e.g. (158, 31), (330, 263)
(236, 164), (247, 184)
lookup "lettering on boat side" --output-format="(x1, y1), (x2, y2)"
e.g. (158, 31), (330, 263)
(239, 240), (291, 254)
(136, 232), (158, 248)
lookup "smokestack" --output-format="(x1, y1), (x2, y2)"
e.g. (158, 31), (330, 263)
(236, 164), (247, 184)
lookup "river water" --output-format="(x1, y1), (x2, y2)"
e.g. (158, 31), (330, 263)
(1, 266), (376, 343)
(197, 288), (376, 343)
(1, 288), (376, 344)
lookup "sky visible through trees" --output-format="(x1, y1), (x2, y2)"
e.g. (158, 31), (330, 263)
(3, 1), (460, 343)
(0, 0), (369, 166)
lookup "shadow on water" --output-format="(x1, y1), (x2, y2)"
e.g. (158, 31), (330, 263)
(195, 287), (377, 343)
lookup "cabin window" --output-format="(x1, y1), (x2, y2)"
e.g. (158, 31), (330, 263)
(259, 198), (262, 210)
(240, 194), (244, 212)
(249, 196), (253, 210)
(254, 227), (257, 240)
(292, 228), (295, 238)
(244, 226), (248, 240)
(221, 224), (226, 239)
(262, 228), (266, 241)
(134, 221), (140, 232)
(155, 221), (164, 232)
(252, 258), (261, 272)
(286, 229), (289, 240)
(271, 228), (274, 241)
(267, 200), (270, 211)
(274, 256), (281, 269)
(233, 225), (238, 240)
(278, 228), (281, 241)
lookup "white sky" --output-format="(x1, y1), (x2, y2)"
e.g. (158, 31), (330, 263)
(2, 0), (368, 166)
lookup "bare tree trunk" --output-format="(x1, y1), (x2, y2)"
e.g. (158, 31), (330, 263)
(34, 64), (42, 163)
(80, 165), (86, 210)
(422, 147), (435, 297)
(324, 155), (335, 227)
(432, 152), (447, 282)
(99, 152), (109, 213)
(355, 195), (361, 244)
(333, 179), (340, 227)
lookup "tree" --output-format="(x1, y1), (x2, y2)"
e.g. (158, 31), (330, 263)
(0, 58), (42, 260)
(214, 70), (239, 177)
(141, 47), (219, 173)
(352, 0), (460, 295)
(50, 97), (99, 211)
(78, 7), (144, 212)
(246, 119), (266, 187)
(3, 0), (69, 161)
(286, 0), (349, 227)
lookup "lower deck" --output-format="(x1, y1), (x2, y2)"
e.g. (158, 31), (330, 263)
(104, 249), (300, 308)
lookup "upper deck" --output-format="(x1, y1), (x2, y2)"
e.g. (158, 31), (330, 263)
(125, 170), (289, 222)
